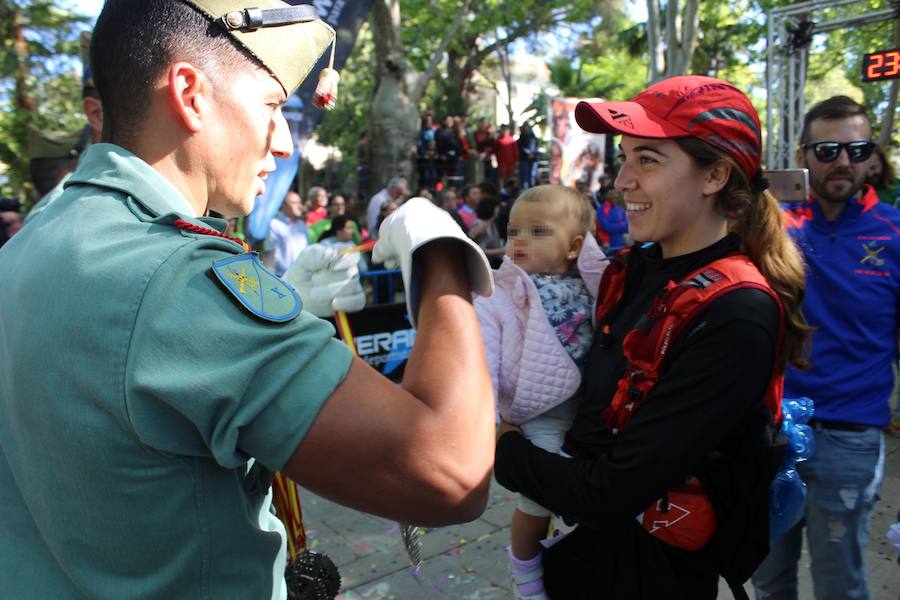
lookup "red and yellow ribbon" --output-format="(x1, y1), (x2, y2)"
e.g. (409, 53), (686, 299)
(272, 472), (306, 560)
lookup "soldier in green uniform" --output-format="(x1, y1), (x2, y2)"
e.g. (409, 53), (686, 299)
(25, 125), (89, 197)
(23, 31), (103, 226)
(0, 1), (494, 598)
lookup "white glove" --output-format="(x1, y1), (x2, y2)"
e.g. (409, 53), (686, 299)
(283, 246), (366, 318)
(372, 197), (493, 327)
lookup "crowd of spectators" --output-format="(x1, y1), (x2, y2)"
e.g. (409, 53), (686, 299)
(251, 164), (631, 311)
(414, 112), (543, 195)
(3, 6), (898, 597)
(3, 94), (900, 597)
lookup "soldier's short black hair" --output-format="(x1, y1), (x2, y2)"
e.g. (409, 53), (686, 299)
(91, 0), (256, 147)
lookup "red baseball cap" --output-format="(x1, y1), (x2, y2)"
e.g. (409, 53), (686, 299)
(574, 75), (762, 178)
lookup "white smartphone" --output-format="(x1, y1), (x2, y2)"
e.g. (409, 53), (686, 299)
(765, 169), (809, 203)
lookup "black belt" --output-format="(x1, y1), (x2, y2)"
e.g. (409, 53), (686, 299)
(808, 418), (870, 432)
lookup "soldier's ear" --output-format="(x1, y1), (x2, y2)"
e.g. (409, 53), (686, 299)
(82, 96), (103, 142)
(167, 62), (209, 134)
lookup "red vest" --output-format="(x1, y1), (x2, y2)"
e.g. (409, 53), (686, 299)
(595, 248), (785, 550)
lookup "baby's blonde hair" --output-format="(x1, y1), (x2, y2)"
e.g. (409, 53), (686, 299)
(514, 184), (596, 236)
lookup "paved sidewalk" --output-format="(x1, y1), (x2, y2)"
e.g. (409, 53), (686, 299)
(298, 433), (900, 599)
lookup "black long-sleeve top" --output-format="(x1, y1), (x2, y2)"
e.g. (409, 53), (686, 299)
(494, 233), (781, 599)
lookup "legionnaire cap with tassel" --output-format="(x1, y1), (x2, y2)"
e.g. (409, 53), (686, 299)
(28, 126), (92, 161)
(313, 49), (340, 110)
(183, 0), (338, 101)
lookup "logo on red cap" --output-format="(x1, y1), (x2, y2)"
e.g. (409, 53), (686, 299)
(577, 76), (763, 177)
(607, 108), (634, 130)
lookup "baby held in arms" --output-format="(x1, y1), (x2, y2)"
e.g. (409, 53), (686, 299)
(474, 184), (606, 600)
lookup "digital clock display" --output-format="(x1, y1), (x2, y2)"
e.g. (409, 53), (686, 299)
(863, 48), (900, 83)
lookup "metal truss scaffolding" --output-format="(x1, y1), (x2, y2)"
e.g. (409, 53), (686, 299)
(766, 0), (899, 168)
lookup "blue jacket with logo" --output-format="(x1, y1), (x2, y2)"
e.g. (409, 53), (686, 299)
(784, 184), (900, 427)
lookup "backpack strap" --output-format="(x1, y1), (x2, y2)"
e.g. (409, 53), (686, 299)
(594, 247), (630, 323)
(603, 253), (785, 432)
(593, 247), (631, 346)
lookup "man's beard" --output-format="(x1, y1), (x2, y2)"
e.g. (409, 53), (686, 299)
(811, 170), (864, 204)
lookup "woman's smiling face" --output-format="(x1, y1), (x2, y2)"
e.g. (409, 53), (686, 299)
(615, 136), (725, 257)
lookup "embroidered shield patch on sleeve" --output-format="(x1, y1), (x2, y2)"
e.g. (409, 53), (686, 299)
(212, 254), (302, 322)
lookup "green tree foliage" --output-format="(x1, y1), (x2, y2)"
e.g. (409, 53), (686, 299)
(0, 0), (90, 199)
(398, 0), (599, 117)
(551, 1), (650, 105)
(801, 0), (897, 144)
(319, 0), (601, 185)
(574, 0), (896, 148)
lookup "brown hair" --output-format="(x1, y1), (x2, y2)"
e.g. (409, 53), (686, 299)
(799, 96), (870, 145)
(675, 137), (812, 371)
(515, 184), (596, 236)
(870, 145), (896, 190)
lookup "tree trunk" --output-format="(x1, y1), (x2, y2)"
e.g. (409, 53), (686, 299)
(646, 0), (664, 82)
(367, 0), (471, 198)
(497, 45), (515, 131)
(664, 0), (679, 75)
(368, 0), (422, 198)
(449, 6), (562, 115)
(13, 9), (35, 113)
(661, 0), (699, 77)
(445, 44), (476, 116)
(877, 17), (900, 148)
(677, 0), (700, 75)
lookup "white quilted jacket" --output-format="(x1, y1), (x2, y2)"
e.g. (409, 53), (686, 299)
(475, 234), (608, 425)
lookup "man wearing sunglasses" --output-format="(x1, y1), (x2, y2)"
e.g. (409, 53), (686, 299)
(754, 96), (899, 599)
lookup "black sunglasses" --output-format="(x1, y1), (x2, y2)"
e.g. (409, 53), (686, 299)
(802, 140), (876, 163)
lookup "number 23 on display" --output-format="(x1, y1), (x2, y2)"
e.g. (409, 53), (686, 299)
(863, 49), (900, 83)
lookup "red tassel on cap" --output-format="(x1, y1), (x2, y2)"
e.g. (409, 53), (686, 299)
(313, 35), (339, 110)
(313, 68), (339, 110)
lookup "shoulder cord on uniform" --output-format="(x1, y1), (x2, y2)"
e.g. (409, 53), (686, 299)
(174, 218), (251, 252)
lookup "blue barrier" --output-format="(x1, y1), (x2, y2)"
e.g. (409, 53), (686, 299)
(360, 269), (403, 305)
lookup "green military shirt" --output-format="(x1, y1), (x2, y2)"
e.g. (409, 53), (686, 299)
(0, 144), (353, 599)
(22, 172), (71, 227)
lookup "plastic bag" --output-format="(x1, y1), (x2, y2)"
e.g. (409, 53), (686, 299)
(769, 396), (815, 540)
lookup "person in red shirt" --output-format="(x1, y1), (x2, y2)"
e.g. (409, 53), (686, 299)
(495, 125), (520, 183)
(305, 186), (329, 225)
(474, 118), (497, 182)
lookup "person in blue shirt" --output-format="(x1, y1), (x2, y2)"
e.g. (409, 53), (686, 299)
(594, 189), (629, 251)
(753, 96), (899, 600)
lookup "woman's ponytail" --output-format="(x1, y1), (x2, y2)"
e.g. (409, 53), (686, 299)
(676, 137), (812, 371)
(732, 188), (812, 370)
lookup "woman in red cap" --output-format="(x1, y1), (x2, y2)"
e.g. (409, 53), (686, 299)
(494, 76), (812, 600)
